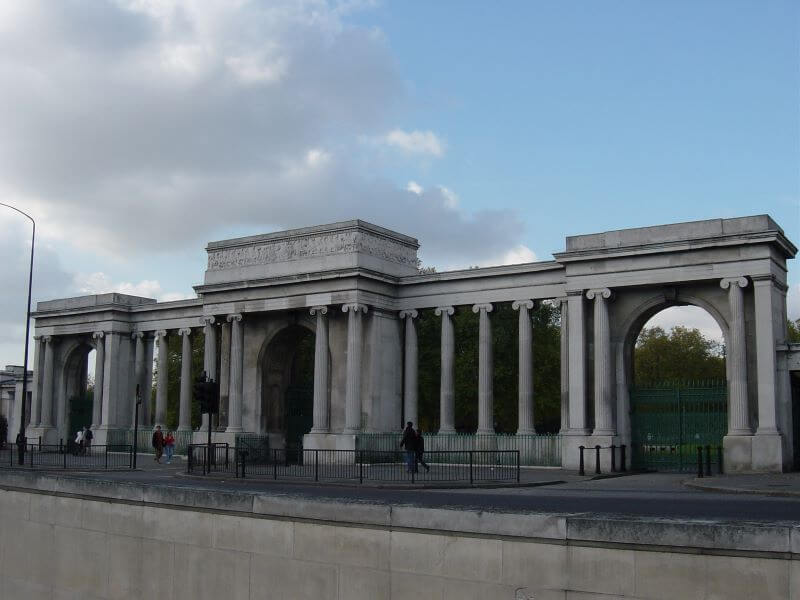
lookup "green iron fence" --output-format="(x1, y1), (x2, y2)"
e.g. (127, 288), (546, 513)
(355, 432), (561, 467)
(630, 380), (726, 472)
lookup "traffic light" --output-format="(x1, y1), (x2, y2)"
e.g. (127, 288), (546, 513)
(206, 379), (220, 415)
(193, 374), (208, 412)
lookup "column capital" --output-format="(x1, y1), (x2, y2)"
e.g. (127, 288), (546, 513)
(131, 331), (144, 340)
(472, 303), (493, 313)
(227, 313), (243, 323)
(178, 327), (192, 336)
(33, 335), (41, 341)
(42, 335), (53, 343)
(586, 288), (612, 300)
(435, 306), (454, 316)
(202, 315), (216, 326)
(342, 303), (368, 314)
(92, 331), (105, 341)
(512, 299), (534, 311)
(155, 329), (168, 338)
(720, 276), (748, 290)
(399, 309), (418, 319)
(310, 305), (328, 316)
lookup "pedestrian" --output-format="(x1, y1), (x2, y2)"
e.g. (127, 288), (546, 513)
(83, 426), (93, 455)
(164, 431), (175, 464)
(74, 428), (84, 456)
(400, 421), (416, 473)
(152, 425), (164, 463)
(415, 428), (430, 473)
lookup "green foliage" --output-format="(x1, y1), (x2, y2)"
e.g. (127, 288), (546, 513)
(788, 318), (800, 343)
(634, 325), (724, 385)
(161, 331), (205, 430)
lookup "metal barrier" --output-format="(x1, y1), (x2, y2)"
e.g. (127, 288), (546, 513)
(187, 446), (520, 484)
(578, 444), (628, 476)
(0, 443), (134, 470)
(697, 445), (724, 478)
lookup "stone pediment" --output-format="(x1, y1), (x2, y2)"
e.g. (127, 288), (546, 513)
(203, 220), (419, 285)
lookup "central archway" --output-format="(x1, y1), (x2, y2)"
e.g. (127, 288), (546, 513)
(260, 324), (315, 450)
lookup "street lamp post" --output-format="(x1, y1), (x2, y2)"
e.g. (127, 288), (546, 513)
(1, 203), (35, 465)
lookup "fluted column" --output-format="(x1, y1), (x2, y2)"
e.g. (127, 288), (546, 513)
(202, 316), (217, 430)
(342, 303), (367, 434)
(40, 336), (55, 428)
(30, 336), (43, 427)
(721, 277), (751, 435)
(154, 330), (168, 427)
(513, 300), (536, 434)
(436, 306), (455, 433)
(178, 328), (192, 431)
(400, 310), (419, 427)
(132, 332), (145, 424)
(473, 303), (494, 434)
(567, 290), (588, 433)
(588, 288), (615, 435)
(559, 298), (569, 433)
(90, 332), (104, 428)
(226, 314), (244, 432)
(310, 306), (330, 433)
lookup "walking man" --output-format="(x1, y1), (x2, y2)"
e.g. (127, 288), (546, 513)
(415, 428), (430, 473)
(152, 425), (165, 463)
(83, 426), (93, 455)
(400, 421), (416, 473)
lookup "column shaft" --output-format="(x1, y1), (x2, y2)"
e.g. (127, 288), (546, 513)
(722, 277), (751, 434)
(513, 300), (535, 434)
(40, 337), (54, 428)
(202, 317), (217, 430)
(343, 304), (366, 434)
(559, 298), (569, 433)
(226, 315), (244, 432)
(310, 307), (330, 432)
(753, 277), (779, 434)
(567, 292), (588, 433)
(589, 289), (614, 435)
(178, 329), (192, 431)
(92, 333), (105, 428)
(219, 322), (231, 429)
(401, 310), (419, 427)
(154, 331), (168, 427)
(474, 303), (494, 434)
(437, 307), (455, 433)
(133, 333), (145, 425)
(30, 337), (43, 427)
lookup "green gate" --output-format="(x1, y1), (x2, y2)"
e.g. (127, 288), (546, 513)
(630, 381), (726, 472)
(284, 385), (313, 452)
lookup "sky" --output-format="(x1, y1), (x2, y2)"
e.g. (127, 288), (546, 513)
(1, 0), (798, 368)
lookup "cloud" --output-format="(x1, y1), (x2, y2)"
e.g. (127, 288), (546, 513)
(644, 306), (724, 343)
(73, 272), (190, 302)
(383, 129), (445, 157)
(406, 181), (423, 195)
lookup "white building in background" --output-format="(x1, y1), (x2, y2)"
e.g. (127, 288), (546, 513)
(0, 365), (32, 442)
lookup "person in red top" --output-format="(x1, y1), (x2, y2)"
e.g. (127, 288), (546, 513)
(164, 431), (176, 465)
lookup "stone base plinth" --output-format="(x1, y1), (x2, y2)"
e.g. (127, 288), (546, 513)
(561, 432), (591, 471)
(303, 432), (357, 451)
(751, 433), (784, 472)
(25, 427), (59, 445)
(723, 434), (753, 472)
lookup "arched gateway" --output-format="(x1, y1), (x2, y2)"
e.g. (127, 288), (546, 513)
(27, 216), (798, 472)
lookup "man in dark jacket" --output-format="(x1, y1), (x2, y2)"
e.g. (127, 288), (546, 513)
(152, 425), (165, 463)
(414, 428), (430, 473)
(400, 422), (416, 473)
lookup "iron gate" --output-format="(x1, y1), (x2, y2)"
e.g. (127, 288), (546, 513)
(630, 381), (726, 472)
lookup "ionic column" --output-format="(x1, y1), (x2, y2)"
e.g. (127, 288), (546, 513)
(513, 300), (536, 434)
(567, 290), (588, 433)
(132, 332), (145, 424)
(40, 336), (55, 428)
(226, 314), (244, 432)
(30, 336), (43, 427)
(342, 303), (368, 434)
(92, 332), (105, 428)
(400, 310), (419, 427)
(219, 321), (231, 429)
(178, 328), (192, 431)
(202, 316), (217, 430)
(154, 330), (168, 428)
(587, 288), (615, 436)
(142, 334), (155, 425)
(753, 275), (779, 434)
(310, 306), (330, 433)
(559, 298), (569, 433)
(436, 306), (456, 433)
(473, 303), (494, 434)
(721, 277), (751, 435)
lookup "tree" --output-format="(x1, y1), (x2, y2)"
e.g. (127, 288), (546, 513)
(788, 318), (800, 343)
(633, 325), (724, 385)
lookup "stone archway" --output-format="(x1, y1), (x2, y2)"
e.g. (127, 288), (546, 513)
(259, 324), (315, 450)
(60, 339), (95, 441)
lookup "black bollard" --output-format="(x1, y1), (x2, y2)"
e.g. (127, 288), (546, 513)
(610, 444), (617, 472)
(705, 445), (712, 477)
(595, 445), (601, 475)
(620, 445), (627, 472)
(579, 446), (585, 476)
(697, 447), (704, 478)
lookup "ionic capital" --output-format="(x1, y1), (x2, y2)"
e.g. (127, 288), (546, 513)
(178, 327), (192, 336)
(342, 303), (368, 314)
(131, 331), (144, 340)
(227, 313), (243, 323)
(33, 335), (41, 341)
(92, 331), (105, 341)
(720, 277), (748, 290)
(310, 305), (328, 316)
(155, 330), (168, 338)
(202, 315), (216, 326)
(398, 309), (418, 320)
(472, 303), (493, 314)
(42, 335), (53, 343)
(434, 306), (454, 317)
(586, 288), (612, 300)
(512, 299), (534, 311)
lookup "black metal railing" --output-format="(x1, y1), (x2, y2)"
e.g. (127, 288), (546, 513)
(187, 446), (520, 484)
(578, 444), (628, 476)
(0, 442), (134, 470)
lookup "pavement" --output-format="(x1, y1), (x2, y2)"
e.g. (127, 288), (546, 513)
(12, 454), (798, 523)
